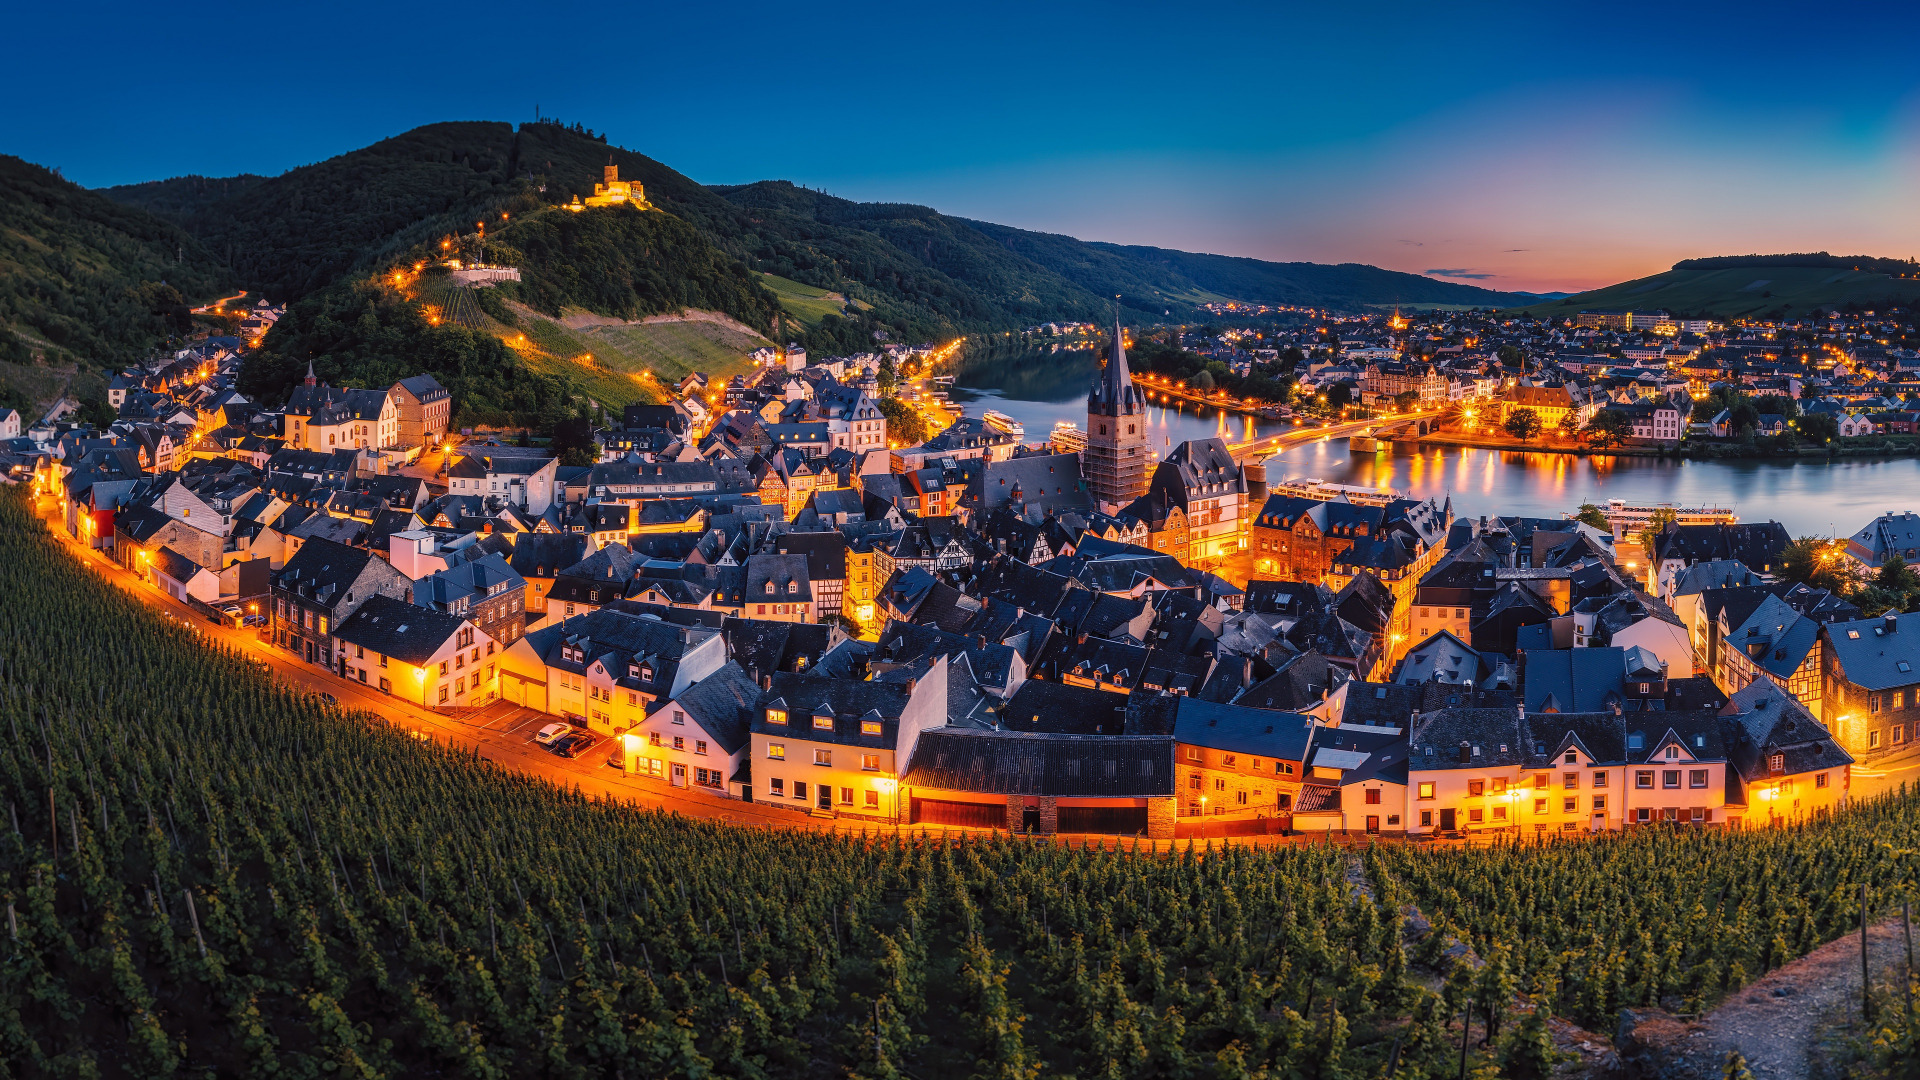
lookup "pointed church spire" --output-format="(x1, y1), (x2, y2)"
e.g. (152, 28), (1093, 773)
(304, 359), (317, 387)
(1089, 296), (1141, 417)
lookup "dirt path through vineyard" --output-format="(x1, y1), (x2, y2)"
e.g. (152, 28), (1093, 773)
(1673, 913), (1914, 1078)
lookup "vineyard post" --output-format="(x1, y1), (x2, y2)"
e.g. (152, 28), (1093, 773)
(1458, 995), (1471, 1080)
(1862, 883), (1872, 1023)
(1905, 896), (1914, 1023)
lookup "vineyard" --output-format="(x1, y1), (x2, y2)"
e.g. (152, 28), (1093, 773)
(2, 480), (1919, 1078)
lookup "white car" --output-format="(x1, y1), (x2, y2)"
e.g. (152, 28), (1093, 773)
(534, 722), (571, 746)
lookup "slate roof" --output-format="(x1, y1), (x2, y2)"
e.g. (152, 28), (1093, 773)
(1725, 594), (1819, 680)
(1522, 648), (1630, 713)
(1238, 652), (1344, 712)
(1654, 522), (1793, 573)
(1720, 681), (1853, 785)
(149, 545), (207, 583)
(996, 679), (1131, 736)
(902, 730), (1172, 798)
(333, 595), (469, 664)
(506, 534), (591, 582)
(1308, 724), (1410, 786)
(756, 671), (914, 748)
(723, 618), (836, 680)
(873, 620), (1020, 692)
(665, 662), (761, 756)
(966, 452), (1093, 519)
(1824, 612), (1920, 691)
(1168, 697), (1315, 760)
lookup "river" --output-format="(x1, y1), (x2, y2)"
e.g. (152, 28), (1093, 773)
(950, 345), (1918, 538)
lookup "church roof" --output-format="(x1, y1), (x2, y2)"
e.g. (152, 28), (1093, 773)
(1088, 313), (1144, 417)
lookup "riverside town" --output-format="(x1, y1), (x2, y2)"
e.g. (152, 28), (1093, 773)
(19, 300), (1916, 844)
(14, 22), (1920, 1073)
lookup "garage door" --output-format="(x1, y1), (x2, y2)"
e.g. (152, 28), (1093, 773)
(910, 798), (1005, 829)
(1058, 806), (1148, 835)
(501, 671), (546, 709)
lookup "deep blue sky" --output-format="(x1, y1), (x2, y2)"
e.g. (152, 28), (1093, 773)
(9, 0), (1920, 291)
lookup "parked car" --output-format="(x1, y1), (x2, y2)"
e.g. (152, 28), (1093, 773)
(534, 722), (571, 746)
(553, 732), (594, 758)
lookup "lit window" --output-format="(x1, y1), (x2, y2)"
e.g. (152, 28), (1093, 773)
(861, 720), (882, 736)
(767, 743), (785, 760)
(1417, 782), (1435, 799)
(766, 709), (786, 726)
(814, 749), (831, 766)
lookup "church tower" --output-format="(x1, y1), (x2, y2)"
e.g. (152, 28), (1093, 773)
(1084, 307), (1149, 508)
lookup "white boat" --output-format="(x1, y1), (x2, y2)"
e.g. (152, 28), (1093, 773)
(1049, 421), (1086, 454)
(1269, 476), (1407, 507)
(1589, 499), (1736, 533)
(982, 409), (1025, 438)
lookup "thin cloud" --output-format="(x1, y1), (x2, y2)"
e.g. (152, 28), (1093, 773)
(1426, 267), (1496, 279)
(1503, 248), (1529, 252)
(1397, 239), (1424, 247)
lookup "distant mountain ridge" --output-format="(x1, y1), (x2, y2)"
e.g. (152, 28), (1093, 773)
(1504, 253), (1920, 320)
(99, 121), (1529, 337)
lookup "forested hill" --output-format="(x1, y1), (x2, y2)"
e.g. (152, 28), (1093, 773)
(104, 122), (527, 302)
(1502, 253), (1920, 321)
(101, 121), (1530, 345)
(0, 155), (228, 365)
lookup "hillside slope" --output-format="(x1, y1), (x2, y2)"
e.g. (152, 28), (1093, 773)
(104, 120), (1534, 346)
(1504, 253), (1920, 320)
(0, 155), (228, 364)
(104, 122), (525, 301)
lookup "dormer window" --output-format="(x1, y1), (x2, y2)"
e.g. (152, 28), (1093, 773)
(860, 720), (881, 736)
(765, 581), (776, 595)
(1769, 752), (1785, 772)
(766, 709), (787, 726)
(1627, 732), (1644, 750)
(813, 713), (834, 730)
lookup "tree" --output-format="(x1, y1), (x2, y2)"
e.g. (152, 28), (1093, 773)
(1584, 410), (1635, 449)
(876, 358), (897, 397)
(1780, 536), (1852, 594)
(1503, 408), (1542, 440)
(875, 397), (928, 447)
(548, 413), (599, 467)
(1797, 412), (1839, 444)
(1325, 382), (1353, 411)
(1394, 390), (1421, 412)
(1880, 554), (1920, 593)
(1192, 369), (1216, 391)
(1574, 503), (1610, 530)
(1635, 507), (1678, 558)
(1558, 410), (1581, 437)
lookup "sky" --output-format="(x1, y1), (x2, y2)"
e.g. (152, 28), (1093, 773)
(7, 0), (1920, 293)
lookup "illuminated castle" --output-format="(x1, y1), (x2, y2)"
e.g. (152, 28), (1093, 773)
(566, 163), (650, 211)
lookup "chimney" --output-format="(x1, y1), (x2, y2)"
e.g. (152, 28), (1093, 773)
(904, 678), (917, 695)
(1887, 612), (1899, 635)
